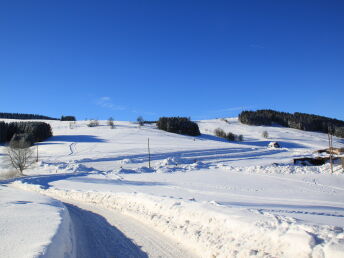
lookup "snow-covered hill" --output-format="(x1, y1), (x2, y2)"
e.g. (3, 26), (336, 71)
(1, 118), (344, 257)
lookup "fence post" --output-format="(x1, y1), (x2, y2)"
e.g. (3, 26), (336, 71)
(148, 138), (151, 168)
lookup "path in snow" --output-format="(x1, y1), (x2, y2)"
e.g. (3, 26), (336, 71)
(64, 200), (196, 258)
(68, 143), (76, 156)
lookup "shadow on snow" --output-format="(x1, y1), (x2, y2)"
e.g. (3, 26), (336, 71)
(1, 172), (166, 190)
(65, 203), (148, 258)
(219, 201), (344, 218)
(77, 147), (288, 165)
(198, 134), (307, 148)
(45, 135), (106, 144)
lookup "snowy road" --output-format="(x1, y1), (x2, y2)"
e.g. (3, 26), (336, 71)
(64, 200), (196, 258)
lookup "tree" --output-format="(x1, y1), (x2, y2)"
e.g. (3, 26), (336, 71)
(6, 143), (34, 176)
(262, 130), (269, 139)
(137, 116), (144, 126)
(108, 117), (115, 128)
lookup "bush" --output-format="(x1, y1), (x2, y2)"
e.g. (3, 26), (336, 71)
(214, 127), (243, 142)
(87, 120), (99, 127)
(214, 128), (226, 138)
(239, 109), (344, 138)
(157, 117), (201, 136)
(262, 130), (269, 138)
(226, 132), (235, 141)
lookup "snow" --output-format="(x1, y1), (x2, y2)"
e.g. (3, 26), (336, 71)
(1, 118), (344, 257)
(0, 184), (74, 258)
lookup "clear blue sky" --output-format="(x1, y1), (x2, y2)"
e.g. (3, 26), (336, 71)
(1, 1), (343, 121)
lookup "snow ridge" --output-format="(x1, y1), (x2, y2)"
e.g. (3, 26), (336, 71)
(13, 181), (344, 258)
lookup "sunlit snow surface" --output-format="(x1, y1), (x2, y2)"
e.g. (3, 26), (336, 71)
(1, 118), (344, 257)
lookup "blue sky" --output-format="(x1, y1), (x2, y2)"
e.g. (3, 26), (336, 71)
(1, 1), (343, 121)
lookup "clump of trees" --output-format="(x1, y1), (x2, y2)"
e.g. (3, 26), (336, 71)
(157, 117), (201, 136)
(0, 121), (53, 144)
(239, 109), (344, 138)
(214, 128), (243, 141)
(0, 112), (58, 120)
(61, 116), (76, 121)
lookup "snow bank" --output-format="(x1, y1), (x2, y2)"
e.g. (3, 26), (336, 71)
(0, 184), (75, 258)
(217, 163), (344, 175)
(13, 181), (344, 258)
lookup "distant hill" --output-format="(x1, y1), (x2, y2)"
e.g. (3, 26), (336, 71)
(0, 112), (58, 120)
(239, 109), (344, 138)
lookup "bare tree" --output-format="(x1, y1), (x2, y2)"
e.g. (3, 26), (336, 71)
(6, 145), (34, 176)
(262, 130), (269, 139)
(137, 116), (144, 127)
(108, 117), (115, 128)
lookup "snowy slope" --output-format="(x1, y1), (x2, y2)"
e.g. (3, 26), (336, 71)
(1, 118), (344, 257)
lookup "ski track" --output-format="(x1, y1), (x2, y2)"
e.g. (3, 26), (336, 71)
(64, 200), (196, 258)
(68, 143), (77, 156)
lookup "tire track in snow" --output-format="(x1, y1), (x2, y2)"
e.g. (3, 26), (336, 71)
(65, 203), (148, 258)
(64, 200), (196, 258)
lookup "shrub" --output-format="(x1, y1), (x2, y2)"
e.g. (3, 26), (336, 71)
(69, 121), (76, 129)
(88, 120), (99, 127)
(214, 128), (226, 138)
(226, 132), (235, 141)
(157, 117), (201, 136)
(214, 127), (243, 142)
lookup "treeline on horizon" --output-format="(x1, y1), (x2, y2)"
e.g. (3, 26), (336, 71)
(0, 121), (52, 144)
(0, 112), (58, 120)
(239, 109), (344, 138)
(0, 112), (77, 121)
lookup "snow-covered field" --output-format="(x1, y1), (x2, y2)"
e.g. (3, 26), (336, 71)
(1, 118), (344, 257)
